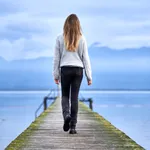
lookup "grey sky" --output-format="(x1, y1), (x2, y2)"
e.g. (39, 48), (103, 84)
(0, 0), (150, 60)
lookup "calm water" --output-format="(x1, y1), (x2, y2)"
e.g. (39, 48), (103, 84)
(0, 91), (52, 150)
(0, 91), (150, 150)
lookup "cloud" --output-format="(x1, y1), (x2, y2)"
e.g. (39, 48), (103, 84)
(109, 35), (150, 48)
(0, 13), (51, 41)
(23, 39), (48, 52)
(6, 22), (49, 35)
(0, 37), (53, 61)
(0, 0), (24, 15)
(79, 0), (150, 19)
(0, 0), (150, 60)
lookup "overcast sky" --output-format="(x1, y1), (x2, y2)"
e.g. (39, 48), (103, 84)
(0, 0), (150, 60)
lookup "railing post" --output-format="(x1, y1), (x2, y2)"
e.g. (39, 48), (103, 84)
(43, 96), (47, 110)
(88, 98), (93, 110)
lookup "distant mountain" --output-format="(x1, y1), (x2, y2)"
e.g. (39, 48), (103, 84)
(89, 44), (150, 58)
(0, 45), (150, 90)
(88, 45), (150, 72)
(1, 45), (149, 69)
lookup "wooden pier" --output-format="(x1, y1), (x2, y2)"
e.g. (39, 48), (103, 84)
(5, 97), (145, 150)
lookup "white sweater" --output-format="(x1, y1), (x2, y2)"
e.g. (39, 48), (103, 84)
(52, 34), (92, 81)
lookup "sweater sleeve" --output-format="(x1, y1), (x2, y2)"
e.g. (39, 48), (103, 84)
(82, 37), (92, 81)
(52, 36), (61, 80)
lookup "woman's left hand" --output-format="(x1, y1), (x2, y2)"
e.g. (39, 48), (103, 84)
(54, 79), (59, 84)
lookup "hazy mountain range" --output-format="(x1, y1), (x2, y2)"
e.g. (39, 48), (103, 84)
(0, 44), (150, 90)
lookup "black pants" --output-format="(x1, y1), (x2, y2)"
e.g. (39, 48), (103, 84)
(60, 66), (83, 126)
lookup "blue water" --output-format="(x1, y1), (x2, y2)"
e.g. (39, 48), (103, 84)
(0, 91), (53, 150)
(0, 91), (150, 150)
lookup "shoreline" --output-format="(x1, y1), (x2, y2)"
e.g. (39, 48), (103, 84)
(0, 90), (150, 94)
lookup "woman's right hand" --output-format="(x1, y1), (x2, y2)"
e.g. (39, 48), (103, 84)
(88, 80), (92, 85)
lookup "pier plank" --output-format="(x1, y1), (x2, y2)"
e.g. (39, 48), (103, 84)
(5, 97), (145, 150)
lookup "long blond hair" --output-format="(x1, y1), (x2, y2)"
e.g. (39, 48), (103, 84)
(63, 14), (82, 52)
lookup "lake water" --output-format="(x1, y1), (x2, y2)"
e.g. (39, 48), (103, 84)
(0, 90), (150, 150)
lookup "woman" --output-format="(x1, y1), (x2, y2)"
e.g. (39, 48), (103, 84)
(52, 14), (92, 134)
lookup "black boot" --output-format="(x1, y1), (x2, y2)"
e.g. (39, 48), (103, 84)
(63, 114), (71, 132)
(69, 125), (77, 134)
